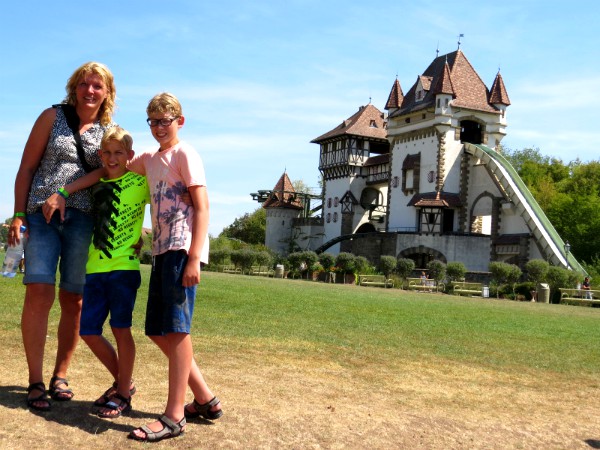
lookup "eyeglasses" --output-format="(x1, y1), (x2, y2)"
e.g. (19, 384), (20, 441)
(146, 117), (179, 127)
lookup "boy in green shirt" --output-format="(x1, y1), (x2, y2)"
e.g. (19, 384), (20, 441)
(78, 126), (149, 418)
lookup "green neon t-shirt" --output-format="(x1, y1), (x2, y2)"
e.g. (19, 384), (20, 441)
(86, 171), (150, 274)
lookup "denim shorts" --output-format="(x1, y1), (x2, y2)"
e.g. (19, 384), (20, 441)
(24, 208), (94, 294)
(145, 250), (197, 336)
(80, 270), (141, 335)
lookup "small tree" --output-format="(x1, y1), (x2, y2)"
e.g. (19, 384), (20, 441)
(426, 260), (446, 286)
(525, 259), (549, 286)
(255, 251), (273, 271)
(396, 258), (416, 289)
(319, 253), (336, 272)
(209, 248), (231, 268)
(546, 266), (570, 303)
(335, 252), (356, 283)
(301, 251), (319, 279)
(230, 248), (256, 274)
(489, 261), (522, 298)
(354, 256), (372, 275)
(379, 255), (397, 278)
(446, 261), (466, 283)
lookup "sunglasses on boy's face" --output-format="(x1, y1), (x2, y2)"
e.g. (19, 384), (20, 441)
(146, 117), (179, 127)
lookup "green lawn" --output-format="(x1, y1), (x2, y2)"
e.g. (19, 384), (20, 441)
(2, 266), (600, 377)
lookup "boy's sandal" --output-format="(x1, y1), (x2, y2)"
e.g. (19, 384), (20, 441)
(128, 415), (186, 442)
(27, 382), (51, 412)
(94, 380), (137, 407)
(97, 393), (131, 419)
(49, 376), (74, 401)
(184, 396), (223, 420)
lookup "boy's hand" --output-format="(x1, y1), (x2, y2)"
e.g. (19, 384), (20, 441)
(131, 237), (144, 257)
(182, 256), (201, 287)
(43, 193), (66, 223)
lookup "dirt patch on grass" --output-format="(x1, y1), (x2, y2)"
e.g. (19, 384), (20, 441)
(1, 336), (599, 449)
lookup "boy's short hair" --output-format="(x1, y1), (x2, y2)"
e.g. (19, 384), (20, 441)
(101, 126), (133, 152)
(146, 92), (183, 117)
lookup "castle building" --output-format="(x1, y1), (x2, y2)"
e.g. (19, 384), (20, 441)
(255, 50), (582, 273)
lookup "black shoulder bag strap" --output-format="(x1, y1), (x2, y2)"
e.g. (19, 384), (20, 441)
(53, 103), (94, 173)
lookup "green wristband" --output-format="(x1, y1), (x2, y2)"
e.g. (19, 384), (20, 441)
(57, 187), (70, 199)
(13, 212), (26, 218)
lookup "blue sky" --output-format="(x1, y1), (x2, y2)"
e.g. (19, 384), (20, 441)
(2, 1), (598, 235)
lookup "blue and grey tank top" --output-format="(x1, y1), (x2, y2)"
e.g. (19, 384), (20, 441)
(26, 107), (113, 214)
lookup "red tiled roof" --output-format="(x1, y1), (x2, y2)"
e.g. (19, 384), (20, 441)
(489, 71), (511, 105)
(390, 50), (501, 117)
(262, 172), (303, 210)
(432, 61), (455, 96)
(385, 78), (404, 110)
(311, 104), (387, 143)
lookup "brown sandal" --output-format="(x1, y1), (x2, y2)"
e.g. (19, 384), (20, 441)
(184, 396), (223, 420)
(27, 382), (51, 412)
(94, 380), (136, 407)
(49, 376), (74, 401)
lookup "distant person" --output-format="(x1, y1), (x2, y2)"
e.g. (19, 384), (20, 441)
(582, 276), (592, 300)
(127, 93), (221, 442)
(9, 62), (116, 412)
(76, 127), (149, 418)
(420, 271), (427, 285)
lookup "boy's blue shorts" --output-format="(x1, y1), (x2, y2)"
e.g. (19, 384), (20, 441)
(24, 208), (94, 294)
(80, 270), (141, 335)
(145, 250), (197, 336)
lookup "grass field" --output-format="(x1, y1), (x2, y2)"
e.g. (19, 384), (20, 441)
(1, 267), (600, 449)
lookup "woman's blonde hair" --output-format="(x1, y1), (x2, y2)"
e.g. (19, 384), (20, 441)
(146, 92), (182, 117)
(64, 62), (116, 126)
(101, 126), (133, 152)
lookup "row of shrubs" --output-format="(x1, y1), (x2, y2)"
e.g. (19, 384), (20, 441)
(201, 248), (585, 303)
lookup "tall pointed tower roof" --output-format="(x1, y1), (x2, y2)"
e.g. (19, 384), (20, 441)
(385, 78), (404, 109)
(489, 71), (511, 105)
(262, 172), (303, 209)
(390, 50), (501, 117)
(431, 60), (455, 96)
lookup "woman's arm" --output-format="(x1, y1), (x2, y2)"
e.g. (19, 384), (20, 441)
(9, 108), (56, 245)
(42, 167), (106, 222)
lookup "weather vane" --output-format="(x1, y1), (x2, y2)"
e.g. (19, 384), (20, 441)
(457, 33), (464, 49)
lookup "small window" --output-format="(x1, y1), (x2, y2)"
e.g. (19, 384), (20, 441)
(334, 197), (339, 207)
(326, 213), (331, 223)
(369, 120), (377, 128)
(333, 212), (338, 223)
(427, 171), (435, 183)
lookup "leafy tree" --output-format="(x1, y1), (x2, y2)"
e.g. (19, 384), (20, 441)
(396, 258), (416, 288)
(354, 256), (371, 275)
(318, 253), (336, 271)
(489, 262), (522, 298)
(335, 252), (356, 281)
(378, 255), (397, 278)
(426, 260), (446, 285)
(230, 248), (256, 274)
(446, 262), (466, 283)
(524, 259), (549, 286)
(209, 248), (231, 267)
(220, 207), (266, 245)
(255, 251), (273, 270)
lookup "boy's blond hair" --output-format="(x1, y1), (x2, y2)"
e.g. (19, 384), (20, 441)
(146, 92), (183, 117)
(101, 126), (133, 152)
(65, 62), (116, 126)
